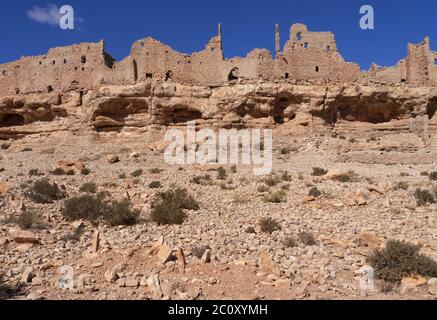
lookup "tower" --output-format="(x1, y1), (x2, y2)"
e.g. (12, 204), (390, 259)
(275, 24), (281, 57)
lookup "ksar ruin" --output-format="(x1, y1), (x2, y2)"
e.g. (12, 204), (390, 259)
(1, 23), (437, 138)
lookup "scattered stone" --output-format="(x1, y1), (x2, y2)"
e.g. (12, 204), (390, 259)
(126, 278), (139, 288)
(92, 230), (100, 253)
(0, 181), (11, 194)
(201, 249), (211, 264)
(176, 247), (186, 273)
(157, 243), (173, 264)
(12, 230), (39, 244)
(259, 251), (281, 276)
(400, 276), (427, 294)
(21, 267), (35, 283)
(147, 274), (162, 299)
(107, 155), (120, 164)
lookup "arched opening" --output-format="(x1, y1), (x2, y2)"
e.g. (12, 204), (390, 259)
(47, 85), (53, 92)
(1, 114), (25, 127)
(285, 73), (289, 79)
(81, 55), (87, 64)
(296, 32), (302, 41)
(165, 70), (173, 82)
(315, 66), (319, 72)
(426, 98), (437, 119)
(273, 97), (288, 124)
(164, 107), (203, 125)
(228, 67), (239, 81)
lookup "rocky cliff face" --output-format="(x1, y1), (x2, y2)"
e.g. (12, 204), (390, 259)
(1, 81), (437, 139)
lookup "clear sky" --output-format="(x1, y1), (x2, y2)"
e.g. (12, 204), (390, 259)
(1, 0), (436, 70)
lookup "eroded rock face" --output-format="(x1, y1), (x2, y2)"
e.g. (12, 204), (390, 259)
(2, 81), (437, 138)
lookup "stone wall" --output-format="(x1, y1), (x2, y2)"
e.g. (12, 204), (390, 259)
(1, 23), (437, 98)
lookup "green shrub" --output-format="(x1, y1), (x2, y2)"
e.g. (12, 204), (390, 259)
(367, 240), (437, 283)
(414, 188), (436, 206)
(283, 237), (298, 248)
(299, 231), (317, 246)
(151, 188), (199, 225)
(149, 181), (162, 189)
(263, 191), (286, 203)
(131, 169), (143, 177)
(61, 193), (107, 223)
(27, 179), (65, 204)
(312, 167), (328, 177)
(429, 172), (437, 181)
(217, 167), (227, 180)
(79, 182), (98, 194)
(104, 199), (140, 226)
(393, 181), (409, 191)
(260, 218), (282, 234)
(61, 193), (139, 226)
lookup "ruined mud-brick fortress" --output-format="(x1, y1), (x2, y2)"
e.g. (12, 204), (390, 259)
(1, 23), (437, 96)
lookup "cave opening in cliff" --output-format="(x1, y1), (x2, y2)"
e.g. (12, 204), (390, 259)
(1, 114), (25, 127)
(273, 97), (291, 124)
(228, 67), (239, 81)
(133, 59), (138, 82)
(168, 108), (203, 125)
(165, 70), (173, 82)
(426, 98), (437, 119)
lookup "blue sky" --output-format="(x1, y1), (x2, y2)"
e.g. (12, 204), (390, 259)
(0, 0), (436, 69)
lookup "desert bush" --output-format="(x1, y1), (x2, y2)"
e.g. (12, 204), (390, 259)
(51, 168), (66, 176)
(299, 231), (317, 246)
(308, 187), (322, 198)
(61, 193), (107, 223)
(393, 181), (409, 191)
(104, 199), (140, 226)
(220, 182), (235, 190)
(263, 191), (286, 203)
(262, 174), (282, 187)
(429, 172), (437, 181)
(414, 188), (436, 206)
(230, 165), (237, 174)
(283, 237), (298, 248)
(245, 226), (256, 234)
(81, 168), (90, 176)
(257, 184), (270, 193)
(260, 218), (282, 234)
(281, 171), (292, 182)
(149, 181), (162, 189)
(118, 172), (127, 179)
(191, 175), (212, 186)
(28, 169), (43, 177)
(79, 182), (98, 194)
(149, 167), (164, 174)
(367, 240), (437, 283)
(27, 179), (65, 204)
(131, 169), (143, 177)
(217, 167), (227, 180)
(1, 143), (10, 150)
(150, 188), (199, 225)
(6, 210), (39, 230)
(280, 148), (290, 155)
(312, 167), (328, 177)
(62, 193), (139, 226)
(420, 171), (429, 176)
(331, 171), (358, 183)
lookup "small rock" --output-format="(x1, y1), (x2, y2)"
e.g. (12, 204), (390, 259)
(157, 243), (173, 264)
(147, 274), (163, 299)
(107, 155), (120, 164)
(176, 247), (186, 273)
(92, 230), (100, 253)
(126, 278), (139, 288)
(0, 181), (11, 194)
(201, 249), (211, 264)
(259, 251), (281, 276)
(21, 268), (35, 283)
(12, 230), (39, 244)
(400, 276), (427, 294)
